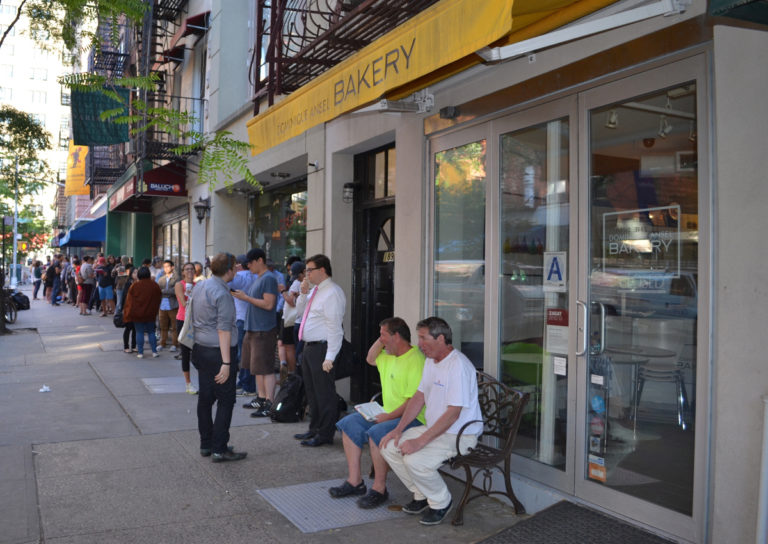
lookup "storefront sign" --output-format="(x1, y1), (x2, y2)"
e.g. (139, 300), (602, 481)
(382, 251), (395, 263)
(109, 178), (136, 211)
(602, 205), (681, 275)
(247, 0), (513, 154)
(588, 454), (607, 482)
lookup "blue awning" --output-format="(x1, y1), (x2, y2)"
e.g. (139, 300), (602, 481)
(59, 216), (106, 248)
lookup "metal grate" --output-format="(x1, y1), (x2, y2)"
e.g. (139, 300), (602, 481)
(258, 478), (411, 533)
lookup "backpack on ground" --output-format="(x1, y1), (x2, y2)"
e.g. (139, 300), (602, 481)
(269, 372), (306, 423)
(12, 291), (30, 310)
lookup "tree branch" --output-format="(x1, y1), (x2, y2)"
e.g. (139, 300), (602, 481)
(0, 0), (27, 51)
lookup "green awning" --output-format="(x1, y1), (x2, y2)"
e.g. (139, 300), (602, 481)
(71, 88), (130, 146)
(710, 0), (768, 24)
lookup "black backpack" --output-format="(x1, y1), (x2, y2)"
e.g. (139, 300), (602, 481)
(12, 291), (30, 310)
(269, 373), (306, 423)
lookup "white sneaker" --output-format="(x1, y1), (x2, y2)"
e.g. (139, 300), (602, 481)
(152, 352), (160, 358)
(186, 383), (198, 395)
(137, 353), (144, 359)
(156, 346), (163, 352)
(169, 346), (177, 352)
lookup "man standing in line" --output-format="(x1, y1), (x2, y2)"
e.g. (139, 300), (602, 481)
(330, 317), (426, 509)
(293, 254), (346, 447)
(191, 252), (247, 463)
(379, 316), (482, 526)
(232, 248), (279, 417)
(229, 254), (257, 396)
(157, 260), (179, 352)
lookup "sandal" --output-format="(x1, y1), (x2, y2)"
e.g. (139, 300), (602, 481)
(124, 348), (132, 353)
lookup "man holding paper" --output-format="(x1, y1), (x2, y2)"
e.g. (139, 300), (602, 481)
(329, 317), (425, 509)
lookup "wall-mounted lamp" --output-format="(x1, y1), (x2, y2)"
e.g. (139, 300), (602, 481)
(657, 115), (672, 139)
(605, 109), (619, 129)
(343, 182), (358, 204)
(439, 106), (460, 120)
(193, 197), (211, 224)
(308, 161), (320, 170)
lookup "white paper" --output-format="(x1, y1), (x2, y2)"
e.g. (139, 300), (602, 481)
(553, 356), (567, 376)
(590, 374), (604, 386)
(546, 325), (569, 354)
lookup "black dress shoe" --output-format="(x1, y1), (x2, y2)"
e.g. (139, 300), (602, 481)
(300, 437), (333, 447)
(211, 450), (248, 463)
(294, 431), (315, 440)
(200, 445), (234, 457)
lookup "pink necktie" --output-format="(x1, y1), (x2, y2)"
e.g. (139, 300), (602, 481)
(298, 286), (317, 341)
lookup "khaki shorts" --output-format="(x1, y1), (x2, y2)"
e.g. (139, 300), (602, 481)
(241, 328), (277, 375)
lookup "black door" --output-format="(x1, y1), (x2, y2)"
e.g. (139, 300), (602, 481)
(350, 205), (395, 402)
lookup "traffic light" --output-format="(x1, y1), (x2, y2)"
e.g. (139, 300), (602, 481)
(19, 242), (28, 251)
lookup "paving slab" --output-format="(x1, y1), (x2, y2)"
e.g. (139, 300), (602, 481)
(0, 445), (40, 544)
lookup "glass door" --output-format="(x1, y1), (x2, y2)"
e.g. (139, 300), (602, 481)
(575, 57), (708, 539)
(494, 97), (578, 491)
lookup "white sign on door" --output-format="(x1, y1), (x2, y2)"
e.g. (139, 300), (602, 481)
(543, 251), (567, 292)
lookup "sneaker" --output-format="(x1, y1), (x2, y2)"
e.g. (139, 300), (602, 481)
(401, 498), (429, 515)
(329, 480), (367, 498)
(186, 383), (198, 395)
(152, 352), (160, 358)
(250, 400), (273, 418)
(169, 345), (177, 352)
(357, 489), (389, 509)
(136, 353), (144, 359)
(243, 397), (265, 409)
(419, 500), (452, 526)
(156, 346), (163, 352)
(211, 450), (247, 463)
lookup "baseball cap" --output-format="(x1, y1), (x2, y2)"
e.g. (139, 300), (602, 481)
(290, 261), (305, 276)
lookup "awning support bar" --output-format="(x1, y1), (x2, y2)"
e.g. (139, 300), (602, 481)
(477, 0), (691, 63)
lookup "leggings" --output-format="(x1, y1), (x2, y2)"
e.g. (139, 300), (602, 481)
(177, 319), (191, 372)
(123, 323), (136, 350)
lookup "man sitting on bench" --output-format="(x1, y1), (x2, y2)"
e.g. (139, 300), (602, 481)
(329, 317), (426, 509)
(380, 316), (482, 526)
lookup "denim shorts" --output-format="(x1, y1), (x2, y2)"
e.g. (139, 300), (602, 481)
(98, 285), (114, 301)
(336, 411), (423, 449)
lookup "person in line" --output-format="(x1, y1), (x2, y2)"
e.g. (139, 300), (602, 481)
(59, 256), (71, 303)
(265, 259), (286, 374)
(293, 254), (346, 447)
(67, 257), (79, 306)
(157, 260), (179, 353)
(44, 254), (59, 304)
(149, 257), (164, 281)
(191, 252), (246, 463)
(175, 262), (198, 394)
(228, 254), (257, 396)
(49, 257), (62, 306)
(113, 255), (131, 312)
(233, 248), (278, 417)
(31, 260), (43, 300)
(96, 256), (115, 316)
(120, 264), (137, 353)
(330, 317), (426, 509)
(193, 261), (205, 282)
(380, 316), (483, 526)
(123, 266), (162, 359)
(280, 261), (304, 375)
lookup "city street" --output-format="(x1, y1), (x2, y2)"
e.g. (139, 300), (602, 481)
(0, 284), (522, 544)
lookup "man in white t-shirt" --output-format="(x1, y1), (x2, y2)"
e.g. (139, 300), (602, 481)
(380, 316), (482, 526)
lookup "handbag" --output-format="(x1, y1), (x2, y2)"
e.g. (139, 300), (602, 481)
(113, 310), (125, 328)
(177, 297), (195, 349)
(333, 338), (357, 380)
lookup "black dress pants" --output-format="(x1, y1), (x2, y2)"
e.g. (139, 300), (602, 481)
(301, 341), (337, 440)
(194, 343), (238, 454)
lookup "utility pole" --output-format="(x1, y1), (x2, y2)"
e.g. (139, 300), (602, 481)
(11, 156), (19, 288)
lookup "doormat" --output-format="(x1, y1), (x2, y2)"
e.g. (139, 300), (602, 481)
(257, 478), (411, 533)
(479, 501), (674, 544)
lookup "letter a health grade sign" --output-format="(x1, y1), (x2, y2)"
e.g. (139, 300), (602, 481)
(543, 251), (567, 292)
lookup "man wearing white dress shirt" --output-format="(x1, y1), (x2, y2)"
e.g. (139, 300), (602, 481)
(293, 254), (346, 447)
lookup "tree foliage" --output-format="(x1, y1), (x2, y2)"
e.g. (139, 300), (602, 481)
(0, 105), (53, 205)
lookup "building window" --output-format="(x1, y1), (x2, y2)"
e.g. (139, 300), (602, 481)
(29, 67), (48, 81)
(356, 146), (396, 201)
(0, 87), (12, 101)
(248, 181), (307, 269)
(29, 90), (47, 104)
(154, 217), (189, 270)
(0, 64), (13, 78)
(30, 113), (46, 126)
(0, 3), (18, 16)
(0, 24), (15, 37)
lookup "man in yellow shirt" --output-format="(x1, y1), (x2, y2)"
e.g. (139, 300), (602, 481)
(330, 317), (426, 509)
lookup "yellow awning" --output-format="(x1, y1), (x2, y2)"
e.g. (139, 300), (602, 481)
(246, 0), (617, 155)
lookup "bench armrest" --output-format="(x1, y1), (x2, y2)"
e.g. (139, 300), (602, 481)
(455, 419), (483, 454)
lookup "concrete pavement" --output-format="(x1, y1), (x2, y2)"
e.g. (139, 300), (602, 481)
(0, 284), (524, 543)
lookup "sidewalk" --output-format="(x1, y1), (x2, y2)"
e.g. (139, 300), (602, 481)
(0, 285), (522, 543)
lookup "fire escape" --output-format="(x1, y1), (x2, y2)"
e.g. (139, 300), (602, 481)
(85, 19), (130, 199)
(252, 0), (441, 114)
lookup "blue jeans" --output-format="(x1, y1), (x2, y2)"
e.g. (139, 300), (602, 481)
(134, 321), (157, 355)
(51, 278), (61, 305)
(235, 319), (256, 393)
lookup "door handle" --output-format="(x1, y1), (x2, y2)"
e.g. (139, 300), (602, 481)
(576, 300), (588, 356)
(592, 301), (606, 354)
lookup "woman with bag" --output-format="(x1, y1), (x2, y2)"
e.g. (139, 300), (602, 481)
(118, 264), (137, 353)
(123, 266), (162, 359)
(175, 262), (198, 394)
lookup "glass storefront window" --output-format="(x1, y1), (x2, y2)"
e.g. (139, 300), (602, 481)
(586, 83), (698, 515)
(155, 216), (189, 269)
(433, 140), (486, 368)
(248, 182), (307, 271)
(500, 118), (569, 470)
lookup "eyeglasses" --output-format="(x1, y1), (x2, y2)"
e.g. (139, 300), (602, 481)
(305, 267), (318, 273)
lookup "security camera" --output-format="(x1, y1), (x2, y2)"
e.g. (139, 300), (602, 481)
(308, 161), (319, 169)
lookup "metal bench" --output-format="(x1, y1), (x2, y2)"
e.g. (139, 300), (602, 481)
(448, 370), (530, 526)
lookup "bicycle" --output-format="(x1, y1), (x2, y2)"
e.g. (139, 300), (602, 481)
(1, 287), (18, 324)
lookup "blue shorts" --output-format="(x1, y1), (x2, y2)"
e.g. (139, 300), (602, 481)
(336, 411), (423, 449)
(98, 285), (114, 301)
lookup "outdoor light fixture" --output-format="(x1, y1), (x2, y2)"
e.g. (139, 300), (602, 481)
(605, 109), (619, 129)
(657, 115), (672, 139)
(193, 197), (211, 224)
(343, 182), (357, 204)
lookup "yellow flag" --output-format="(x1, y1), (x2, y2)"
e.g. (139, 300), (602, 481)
(65, 140), (89, 196)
